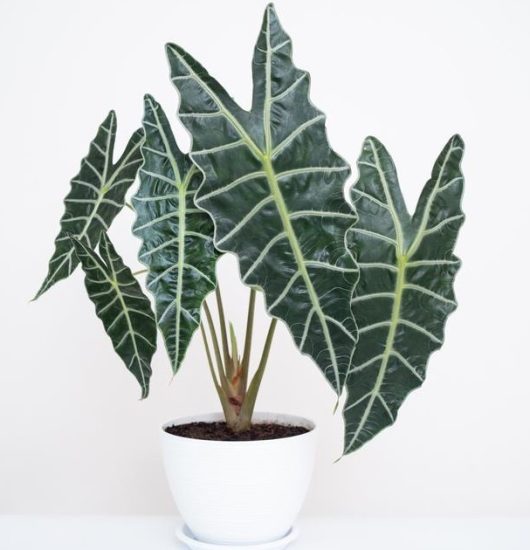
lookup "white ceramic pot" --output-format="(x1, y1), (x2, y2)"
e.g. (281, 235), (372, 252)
(161, 412), (317, 546)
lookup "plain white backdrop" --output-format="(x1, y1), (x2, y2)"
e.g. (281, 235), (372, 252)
(1, 0), (529, 518)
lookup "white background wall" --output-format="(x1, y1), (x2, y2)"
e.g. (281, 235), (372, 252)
(1, 0), (529, 517)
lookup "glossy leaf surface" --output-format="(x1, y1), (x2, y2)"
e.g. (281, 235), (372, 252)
(344, 135), (464, 453)
(133, 95), (218, 374)
(166, 4), (358, 393)
(71, 233), (156, 398)
(35, 112), (144, 299)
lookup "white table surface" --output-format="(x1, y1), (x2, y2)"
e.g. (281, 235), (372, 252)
(1, 516), (529, 549)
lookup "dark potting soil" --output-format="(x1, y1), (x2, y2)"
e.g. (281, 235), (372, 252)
(165, 421), (309, 441)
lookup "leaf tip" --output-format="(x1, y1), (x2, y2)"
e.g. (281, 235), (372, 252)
(99, 110), (117, 139)
(364, 135), (380, 147)
(264, 3), (280, 27)
(165, 42), (178, 58)
(451, 133), (465, 149)
(143, 94), (158, 116)
(105, 109), (117, 126)
(139, 386), (150, 400)
(32, 277), (52, 301)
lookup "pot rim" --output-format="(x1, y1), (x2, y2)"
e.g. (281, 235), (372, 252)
(161, 411), (317, 445)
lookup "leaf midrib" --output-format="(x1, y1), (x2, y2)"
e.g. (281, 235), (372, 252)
(261, 156), (341, 391)
(76, 239), (148, 394)
(259, 12), (340, 391)
(168, 47), (262, 161)
(407, 143), (457, 258)
(105, 244), (147, 393)
(347, 140), (456, 451)
(347, 140), (407, 451)
(173, 167), (197, 371)
(145, 97), (185, 371)
(170, 24), (346, 391)
(76, 131), (143, 243)
(43, 132), (142, 295)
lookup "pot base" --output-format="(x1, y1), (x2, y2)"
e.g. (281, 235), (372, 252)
(176, 523), (299, 549)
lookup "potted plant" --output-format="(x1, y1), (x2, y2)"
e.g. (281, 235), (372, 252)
(34, 4), (464, 548)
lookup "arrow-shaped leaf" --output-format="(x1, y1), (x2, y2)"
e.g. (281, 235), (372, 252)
(71, 233), (157, 398)
(35, 112), (144, 300)
(132, 95), (219, 374)
(166, 4), (358, 394)
(343, 135), (465, 454)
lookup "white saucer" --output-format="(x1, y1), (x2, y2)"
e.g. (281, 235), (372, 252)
(176, 523), (299, 549)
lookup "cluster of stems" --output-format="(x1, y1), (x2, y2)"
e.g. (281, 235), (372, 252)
(200, 286), (277, 432)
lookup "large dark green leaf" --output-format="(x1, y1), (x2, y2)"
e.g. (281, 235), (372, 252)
(71, 233), (157, 398)
(166, 4), (358, 394)
(343, 135), (464, 454)
(34, 112), (144, 300)
(132, 95), (218, 374)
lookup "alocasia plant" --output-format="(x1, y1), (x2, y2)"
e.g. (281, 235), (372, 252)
(344, 135), (464, 453)
(132, 94), (275, 430)
(71, 233), (157, 398)
(35, 3), (464, 454)
(34, 96), (279, 429)
(132, 95), (218, 375)
(166, 4), (359, 397)
(34, 112), (144, 299)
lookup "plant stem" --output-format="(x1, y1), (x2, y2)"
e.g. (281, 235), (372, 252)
(203, 301), (229, 393)
(238, 318), (277, 430)
(200, 321), (219, 388)
(215, 285), (231, 376)
(229, 322), (240, 375)
(200, 288), (276, 432)
(132, 269), (148, 276)
(241, 288), (256, 389)
(200, 321), (233, 422)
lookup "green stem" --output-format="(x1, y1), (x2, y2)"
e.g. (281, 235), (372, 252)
(241, 288), (256, 389)
(132, 269), (148, 276)
(203, 301), (229, 394)
(200, 321), (233, 421)
(229, 322), (240, 376)
(215, 285), (231, 377)
(238, 318), (277, 430)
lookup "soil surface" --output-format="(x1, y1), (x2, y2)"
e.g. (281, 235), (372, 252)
(165, 421), (309, 441)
